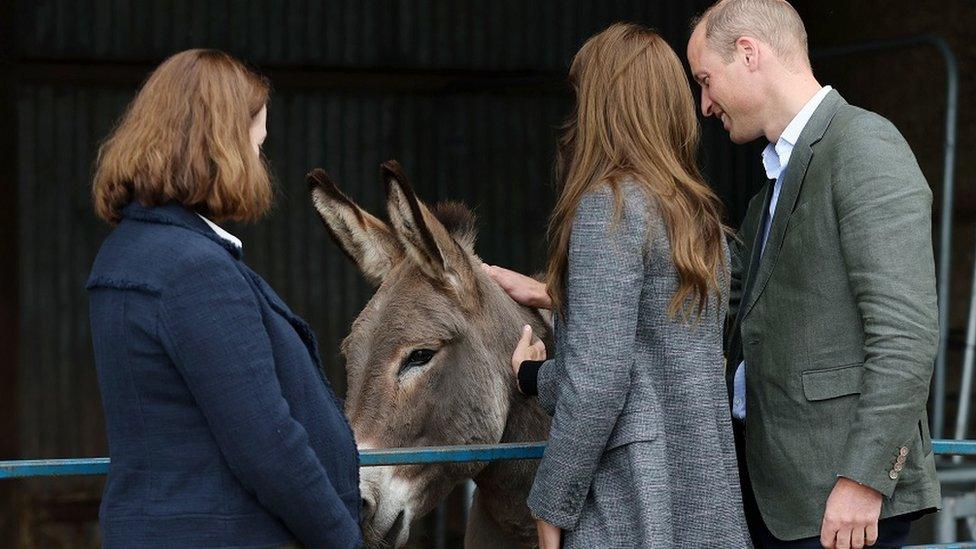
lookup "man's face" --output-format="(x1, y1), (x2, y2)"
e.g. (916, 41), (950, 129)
(687, 26), (765, 144)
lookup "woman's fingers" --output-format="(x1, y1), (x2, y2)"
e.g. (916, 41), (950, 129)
(518, 324), (534, 350)
(529, 339), (546, 360)
(510, 324), (548, 387)
(482, 263), (552, 309)
(511, 325), (534, 375)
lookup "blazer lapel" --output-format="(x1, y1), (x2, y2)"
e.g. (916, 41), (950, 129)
(741, 182), (773, 303)
(740, 90), (845, 320)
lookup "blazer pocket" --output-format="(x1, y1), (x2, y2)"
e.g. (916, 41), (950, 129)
(802, 363), (863, 401)
(606, 409), (658, 450)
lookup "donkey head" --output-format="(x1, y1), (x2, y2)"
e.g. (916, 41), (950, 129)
(308, 161), (548, 548)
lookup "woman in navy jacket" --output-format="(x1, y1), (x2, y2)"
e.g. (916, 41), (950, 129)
(87, 49), (362, 548)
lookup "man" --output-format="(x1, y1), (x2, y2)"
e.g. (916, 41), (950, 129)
(686, 0), (941, 547)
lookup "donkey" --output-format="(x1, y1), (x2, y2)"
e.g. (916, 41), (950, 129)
(307, 160), (553, 548)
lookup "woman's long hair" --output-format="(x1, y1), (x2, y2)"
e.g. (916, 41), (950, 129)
(93, 49), (272, 224)
(546, 23), (729, 320)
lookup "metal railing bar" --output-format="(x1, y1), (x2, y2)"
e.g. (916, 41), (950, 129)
(905, 541), (976, 549)
(3, 440), (975, 480)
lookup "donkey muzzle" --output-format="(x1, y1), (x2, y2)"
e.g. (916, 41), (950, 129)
(360, 470), (413, 548)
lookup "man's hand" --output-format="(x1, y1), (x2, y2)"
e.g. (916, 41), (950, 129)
(535, 518), (562, 549)
(512, 325), (546, 380)
(820, 477), (883, 549)
(482, 264), (552, 310)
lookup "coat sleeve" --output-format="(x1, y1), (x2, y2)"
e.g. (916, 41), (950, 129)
(832, 114), (939, 497)
(157, 251), (362, 548)
(534, 312), (562, 415)
(535, 358), (559, 416)
(526, 186), (647, 529)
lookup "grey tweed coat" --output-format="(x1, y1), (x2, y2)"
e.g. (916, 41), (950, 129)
(528, 182), (751, 548)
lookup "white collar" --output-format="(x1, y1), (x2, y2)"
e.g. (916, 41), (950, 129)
(762, 85), (833, 180)
(197, 214), (243, 249)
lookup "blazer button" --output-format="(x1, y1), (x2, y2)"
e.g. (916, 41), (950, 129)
(889, 470), (899, 480)
(894, 463), (904, 472)
(899, 446), (909, 457)
(896, 455), (906, 465)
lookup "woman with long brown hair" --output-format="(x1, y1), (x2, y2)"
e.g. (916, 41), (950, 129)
(87, 49), (361, 548)
(485, 23), (751, 547)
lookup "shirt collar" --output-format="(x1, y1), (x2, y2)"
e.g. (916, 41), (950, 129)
(197, 214), (243, 250)
(762, 85), (833, 180)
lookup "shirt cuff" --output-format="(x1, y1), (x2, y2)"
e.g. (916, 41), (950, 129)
(518, 360), (544, 396)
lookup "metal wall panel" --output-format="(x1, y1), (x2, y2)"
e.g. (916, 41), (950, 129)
(17, 0), (708, 69)
(17, 86), (121, 463)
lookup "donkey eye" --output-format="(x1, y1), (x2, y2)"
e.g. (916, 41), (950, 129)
(399, 349), (437, 375)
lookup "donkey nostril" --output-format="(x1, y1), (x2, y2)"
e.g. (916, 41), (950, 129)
(361, 496), (375, 523)
(382, 510), (406, 547)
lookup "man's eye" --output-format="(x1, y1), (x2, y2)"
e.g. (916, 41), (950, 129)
(398, 349), (437, 376)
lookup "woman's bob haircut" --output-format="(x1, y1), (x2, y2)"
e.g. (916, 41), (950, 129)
(92, 48), (272, 224)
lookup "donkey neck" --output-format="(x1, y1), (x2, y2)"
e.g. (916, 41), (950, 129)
(470, 391), (549, 546)
(497, 304), (552, 445)
(469, 304), (553, 545)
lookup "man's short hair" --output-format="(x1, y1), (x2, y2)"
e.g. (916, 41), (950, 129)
(694, 0), (809, 68)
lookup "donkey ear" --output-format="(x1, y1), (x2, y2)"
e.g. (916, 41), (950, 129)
(307, 168), (403, 286)
(381, 160), (480, 305)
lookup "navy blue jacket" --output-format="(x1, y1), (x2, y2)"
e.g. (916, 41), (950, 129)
(87, 202), (362, 548)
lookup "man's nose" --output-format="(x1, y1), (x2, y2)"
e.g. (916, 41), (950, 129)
(700, 90), (715, 117)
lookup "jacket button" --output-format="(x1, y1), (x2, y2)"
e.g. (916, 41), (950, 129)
(894, 463), (904, 472)
(889, 470), (899, 480)
(899, 446), (909, 457)
(896, 455), (906, 465)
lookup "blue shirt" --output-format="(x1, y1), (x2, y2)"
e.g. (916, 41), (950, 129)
(732, 85), (833, 420)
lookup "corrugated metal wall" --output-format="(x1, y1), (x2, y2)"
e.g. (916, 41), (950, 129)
(19, 0), (698, 68)
(7, 1), (767, 546)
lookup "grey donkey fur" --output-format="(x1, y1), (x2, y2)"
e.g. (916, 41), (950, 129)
(308, 160), (551, 548)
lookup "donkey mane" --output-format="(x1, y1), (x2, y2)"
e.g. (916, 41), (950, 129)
(430, 201), (478, 250)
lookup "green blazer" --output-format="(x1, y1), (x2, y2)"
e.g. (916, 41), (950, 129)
(727, 90), (941, 540)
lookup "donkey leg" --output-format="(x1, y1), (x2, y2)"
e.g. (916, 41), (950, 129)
(464, 490), (537, 549)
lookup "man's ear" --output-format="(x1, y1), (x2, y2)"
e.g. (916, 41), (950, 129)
(736, 36), (760, 71)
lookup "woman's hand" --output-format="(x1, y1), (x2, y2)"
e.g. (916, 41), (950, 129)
(512, 324), (546, 378)
(535, 518), (562, 549)
(482, 264), (552, 310)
